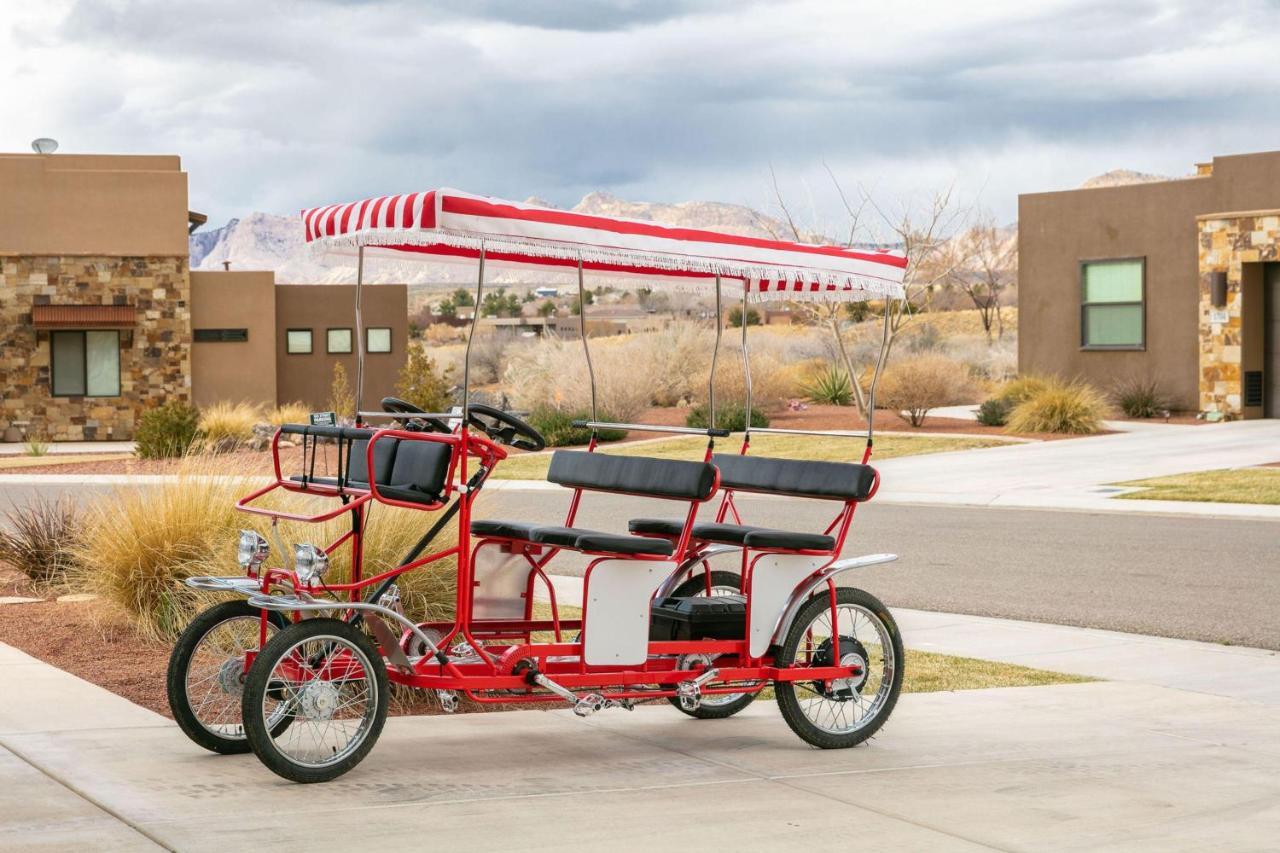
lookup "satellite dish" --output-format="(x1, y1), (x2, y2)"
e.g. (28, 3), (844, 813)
(31, 138), (59, 154)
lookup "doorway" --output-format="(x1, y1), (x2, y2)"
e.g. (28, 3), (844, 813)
(1267, 264), (1280, 417)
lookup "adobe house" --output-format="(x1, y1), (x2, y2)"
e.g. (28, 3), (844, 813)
(1019, 150), (1280, 419)
(0, 151), (406, 442)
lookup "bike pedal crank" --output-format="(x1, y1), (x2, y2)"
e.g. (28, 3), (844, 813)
(525, 670), (633, 716)
(676, 667), (720, 712)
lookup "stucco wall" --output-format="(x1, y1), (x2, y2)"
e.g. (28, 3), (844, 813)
(190, 270), (278, 408)
(0, 255), (190, 441)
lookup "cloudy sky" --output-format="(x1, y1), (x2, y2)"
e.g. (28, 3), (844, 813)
(4, 0), (1279, 232)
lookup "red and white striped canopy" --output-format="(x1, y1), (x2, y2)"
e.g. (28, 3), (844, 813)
(301, 188), (906, 301)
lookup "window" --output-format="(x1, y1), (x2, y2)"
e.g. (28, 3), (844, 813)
(1081, 259), (1144, 349)
(366, 327), (392, 353)
(194, 328), (248, 343)
(286, 329), (313, 354)
(51, 330), (120, 396)
(327, 328), (353, 354)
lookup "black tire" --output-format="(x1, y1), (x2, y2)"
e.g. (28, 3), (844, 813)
(667, 569), (757, 719)
(242, 618), (388, 783)
(166, 600), (289, 754)
(774, 587), (903, 749)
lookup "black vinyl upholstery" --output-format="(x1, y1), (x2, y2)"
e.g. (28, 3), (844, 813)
(470, 519), (542, 540)
(742, 529), (835, 550)
(626, 516), (835, 551)
(530, 526), (603, 548)
(289, 436), (451, 506)
(628, 518), (685, 537)
(575, 532), (673, 555)
(711, 454), (876, 501)
(468, 520), (673, 555)
(548, 451), (717, 500)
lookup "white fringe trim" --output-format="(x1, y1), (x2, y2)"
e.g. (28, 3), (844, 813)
(307, 228), (905, 302)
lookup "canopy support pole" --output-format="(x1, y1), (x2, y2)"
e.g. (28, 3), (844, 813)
(708, 274), (723, 434)
(740, 283), (753, 443)
(354, 245), (365, 426)
(863, 299), (894, 456)
(577, 258), (598, 426)
(462, 243), (486, 420)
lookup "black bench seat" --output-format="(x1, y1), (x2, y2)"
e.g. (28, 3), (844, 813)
(627, 517), (835, 552)
(469, 520), (673, 556)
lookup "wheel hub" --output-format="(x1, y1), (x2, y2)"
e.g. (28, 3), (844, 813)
(812, 636), (868, 701)
(216, 657), (245, 697)
(298, 681), (341, 721)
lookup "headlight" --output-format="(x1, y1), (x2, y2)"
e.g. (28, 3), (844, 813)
(237, 530), (269, 573)
(294, 543), (330, 585)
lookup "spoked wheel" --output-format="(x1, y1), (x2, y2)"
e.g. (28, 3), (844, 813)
(774, 587), (903, 749)
(242, 618), (388, 783)
(668, 569), (757, 719)
(166, 600), (290, 754)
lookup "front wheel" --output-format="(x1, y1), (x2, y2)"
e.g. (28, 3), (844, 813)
(166, 600), (289, 754)
(242, 618), (389, 783)
(774, 587), (903, 749)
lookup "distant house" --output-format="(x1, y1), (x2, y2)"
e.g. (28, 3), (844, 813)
(0, 151), (406, 442)
(534, 286), (559, 298)
(1019, 151), (1280, 419)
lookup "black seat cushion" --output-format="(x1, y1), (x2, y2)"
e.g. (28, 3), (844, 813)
(470, 520), (541, 540)
(383, 439), (453, 503)
(573, 533), (674, 556)
(628, 518), (685, 537)
(711, 454), (876, 501)
(548, 451), (717, 500)
(690, 522), (758, 544)
(742, 529), (836, 551)
(529, 526), (606, 548)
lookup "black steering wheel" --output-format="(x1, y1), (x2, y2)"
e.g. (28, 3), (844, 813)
(464, 403), (547, 452)
(380, 397), (451, 434)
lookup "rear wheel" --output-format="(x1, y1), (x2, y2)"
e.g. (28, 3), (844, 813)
(774, 587), (902, 749)
(242, 618), (388, 783)
(166, 600), (290, 754)
(667, 569), (757, 719)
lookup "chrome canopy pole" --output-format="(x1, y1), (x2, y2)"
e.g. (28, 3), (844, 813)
(708, 274), (723, 431)
(740, 282), (753, 439)
(354, 245), (366, 425)
(577, 258), (598, 424)
(462, 243), (486, 419)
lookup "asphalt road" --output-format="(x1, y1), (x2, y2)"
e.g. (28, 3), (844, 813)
(5, 481), (1278, 649)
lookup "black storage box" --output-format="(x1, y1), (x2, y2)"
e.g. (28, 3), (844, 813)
(649, 595), (747, 641)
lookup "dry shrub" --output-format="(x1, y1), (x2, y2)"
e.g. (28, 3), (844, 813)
(875, 353), (977, 427)
(0, 496), (80, 587)
(197, 401), (261, 451)
(709, 345), (804, 411)
(424, 323), (467, 345)
(503, 334), (651, 421)
(71, 459), (458, 639)
(267, 401), (311, 426)
(1006, 380), (1108, 434)
(998, 374), (1053, 406)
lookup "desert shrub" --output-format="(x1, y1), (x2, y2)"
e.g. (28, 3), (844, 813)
(1006, 380), (1108, 435)
(727, 305), (761, 327)
(424, 323), (467, 345)
(503, 335), (651, 422)
(976, 397), (1012, 427)
(803, 363), (854, 406)
(197, 401), (261, 451)
(630, 320), (714, 407)
(267, 401), (311, 427)
(134, 402), (200, 459)
(1113, 376), (1167, 419)
(685, 402), (768, 432)
(526, 406), (628, 447)
(70, 463), (457, 639)
(998, 375), (1053, 406)
(329, 362), (355, 422)
(875, 354), (976, 427)
(397, 343), (454, 412)
(0, 497), (80, 587)
(467, 332), (511, 385)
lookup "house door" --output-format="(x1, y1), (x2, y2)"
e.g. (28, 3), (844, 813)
(1267, 264), (1280, 417)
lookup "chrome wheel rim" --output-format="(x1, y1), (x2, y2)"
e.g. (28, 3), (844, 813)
(260, 634), (379, 769)
(792, 603), (895, 735)
(185, 615), (282, 740)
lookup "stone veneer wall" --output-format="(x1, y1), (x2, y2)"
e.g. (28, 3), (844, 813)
(0, 256), (191, 440)
(1197, 214), (1280, 416)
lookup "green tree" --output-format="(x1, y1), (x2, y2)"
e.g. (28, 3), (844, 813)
(570, 290), (595, 315)
(537, 300), (557, 317)
(437, 296), (457, 319)
(395, 343), (454, 412)
(453, 287), (475, 307)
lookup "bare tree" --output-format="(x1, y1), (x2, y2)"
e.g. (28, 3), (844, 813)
(948, 216), (1015, 342)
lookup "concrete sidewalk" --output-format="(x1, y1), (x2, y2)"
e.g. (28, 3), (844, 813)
(0, 440), (135, 456)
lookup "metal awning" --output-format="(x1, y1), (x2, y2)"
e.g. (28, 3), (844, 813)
(31, 304), (136, 328)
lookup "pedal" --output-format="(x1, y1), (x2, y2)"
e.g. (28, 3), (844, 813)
(436, 690), (459, 713)
(573, 693), (635, 717)
(676, 667), (720, 712)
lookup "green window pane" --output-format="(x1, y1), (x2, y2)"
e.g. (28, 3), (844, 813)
(1083, 260), (1142, 303)
(1084, 304), (1143, 346)
(86, 330), (120, 396)
(52, 331), (86, 395)
(327, 328), (352, 353)
(287, 330), (312, 353)
(366, 328), (391, 353)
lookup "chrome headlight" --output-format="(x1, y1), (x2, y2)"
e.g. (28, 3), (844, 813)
(293, 543), (330, 585)
(237, 530), (269, 573)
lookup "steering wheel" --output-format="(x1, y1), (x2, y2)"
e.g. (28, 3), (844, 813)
(464, 403), (547, 452)
(380, 397), (451, 434)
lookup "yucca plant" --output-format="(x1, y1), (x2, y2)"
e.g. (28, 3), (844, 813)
(0, 496), (80, 587)
(803, 363), (854, 406)
(1112, 376), (1167, 419)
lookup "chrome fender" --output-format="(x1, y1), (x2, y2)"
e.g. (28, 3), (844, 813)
(768, 553), (898, 651)
(654, 544), (741, 600)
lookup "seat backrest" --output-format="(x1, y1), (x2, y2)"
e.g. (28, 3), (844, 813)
(711, 454), (876, 501)
(348, 438), (399, 486)
(548, 450), (716, 500)
(385, 439), (454, 500)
